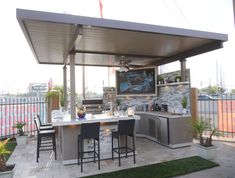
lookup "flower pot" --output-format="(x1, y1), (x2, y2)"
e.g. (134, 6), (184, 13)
(195, 144), (217, 160)
(16, 135), (28, 145)
(182, 108), (187, 114)
(77, 112), (86, 119)
(0, 164), (15, 178)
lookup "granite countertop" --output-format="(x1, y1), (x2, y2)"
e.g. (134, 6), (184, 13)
(135, 111), (191, 119)
(52, 113), (140, 126)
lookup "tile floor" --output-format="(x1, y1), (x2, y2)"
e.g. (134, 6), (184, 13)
(7, 137), (235, 178)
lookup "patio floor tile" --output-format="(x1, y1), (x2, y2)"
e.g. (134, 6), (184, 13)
(7, 137), (235, 178)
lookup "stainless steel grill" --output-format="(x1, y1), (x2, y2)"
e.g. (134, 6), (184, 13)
(82, 99), (103, 114)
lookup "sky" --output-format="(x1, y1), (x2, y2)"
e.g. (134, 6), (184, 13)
(0, 0), (234, 94)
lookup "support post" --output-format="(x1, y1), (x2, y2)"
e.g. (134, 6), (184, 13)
(191, 87), (199, 138)
(82, 66), (85, 99)
(63, 65), (67, 111)
(70, 53), (76, 119)
(180, 59), (186, 82)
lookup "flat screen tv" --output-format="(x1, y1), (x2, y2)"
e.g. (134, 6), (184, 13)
(116, 68), (156, 95)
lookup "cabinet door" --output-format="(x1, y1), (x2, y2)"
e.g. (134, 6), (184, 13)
(158, 117), (169, 145)
(136, 114), (149, 135)
(168, 117), (192, 145)
(156, 118), (161, 141)
(149, 119), (156, 138)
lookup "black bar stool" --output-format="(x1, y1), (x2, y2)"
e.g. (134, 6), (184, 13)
(78, 122), (100, 172)
(34, 118), (57, 163)
(37, 114), (54, 128)
(112, 119), (136, 166)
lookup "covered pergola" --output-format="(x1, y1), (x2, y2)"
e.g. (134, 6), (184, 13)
(17, 9), (228, 118)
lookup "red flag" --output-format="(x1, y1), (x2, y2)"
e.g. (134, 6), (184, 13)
(99, 0), (103, 18)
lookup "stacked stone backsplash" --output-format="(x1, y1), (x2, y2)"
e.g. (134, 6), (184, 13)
(103, 69), (190, 113)
(103, 87), (117, 110)
(117, 95), (158, 111)
(157, 69), (191, 113)
(158, 84), (190, 113)
(103, 87), (157, 111)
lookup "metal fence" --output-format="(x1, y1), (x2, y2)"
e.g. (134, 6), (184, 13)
(198, 93), (235, 140)
(0, 96), (48, 139)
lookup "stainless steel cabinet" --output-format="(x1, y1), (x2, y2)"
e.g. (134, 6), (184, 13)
(136, 114), (149, 135)
(136, 113), (159, 141)
(136, 112), (192, 148)
(149, 118), (157, 138)
(158, 117), (169, 145)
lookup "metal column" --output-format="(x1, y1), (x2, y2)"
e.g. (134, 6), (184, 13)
(180, 59), (186, 82)
(70, 54), (76, 119)
(63, 65), (67, 111)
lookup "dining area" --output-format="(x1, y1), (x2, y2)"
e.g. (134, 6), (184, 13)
(34, 110), (140, 173)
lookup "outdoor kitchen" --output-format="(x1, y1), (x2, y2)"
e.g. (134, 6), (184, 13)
(13, 8), (229, 178)
(101, 68), (192, 148)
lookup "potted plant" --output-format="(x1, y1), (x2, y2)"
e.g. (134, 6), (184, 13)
(157, 75), (164, 84)
(175, 75), (181, 82)
(0, 138), (15, 178)
(192, 119), (218, 160)
(13, 121), (27, 145)
(77, 106), (86, 119)
(181, 96), (187, 114)
(116, 98), (121, 110)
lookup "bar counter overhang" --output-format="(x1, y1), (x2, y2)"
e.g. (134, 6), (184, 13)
(52, 113), (140, 165)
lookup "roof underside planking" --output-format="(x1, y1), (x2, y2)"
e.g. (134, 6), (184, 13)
(17, 9), (228, 68)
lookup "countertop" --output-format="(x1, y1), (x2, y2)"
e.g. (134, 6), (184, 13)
(135, 111), (191, 119)
(52, 113), (140, 126)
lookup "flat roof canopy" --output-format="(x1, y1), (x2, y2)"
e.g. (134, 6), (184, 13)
(17, 9), (228, 68)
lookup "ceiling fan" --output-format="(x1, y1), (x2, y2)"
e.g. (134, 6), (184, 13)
(118, 56), (131, 72)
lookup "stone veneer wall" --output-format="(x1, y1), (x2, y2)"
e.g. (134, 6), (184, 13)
(157, 69), (191, 113)
(157, 84), (190, 113)
(117, 95), (157, 111)
(103, 69), (191, 113)
(103, 87), (117, 109)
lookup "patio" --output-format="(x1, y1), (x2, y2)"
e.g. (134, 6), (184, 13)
(12, 8), (234, 178)
(7, 137), (235, 178)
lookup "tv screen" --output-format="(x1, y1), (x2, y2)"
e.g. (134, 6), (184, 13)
(116, 68), (156, 95)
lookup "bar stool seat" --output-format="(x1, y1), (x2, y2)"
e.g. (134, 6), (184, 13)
(112, 119), (136, 166)
(34, 118), (56, 163)
(78, 122), (100, 172)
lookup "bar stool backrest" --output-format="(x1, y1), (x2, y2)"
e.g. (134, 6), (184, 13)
(34, 117), (40, 132)
(80, 122), (100, 139)
(36, 114), (43, 126)
(117, 119), (135, 135)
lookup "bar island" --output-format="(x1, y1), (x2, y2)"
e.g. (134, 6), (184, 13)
(52, 113), (140, 165)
